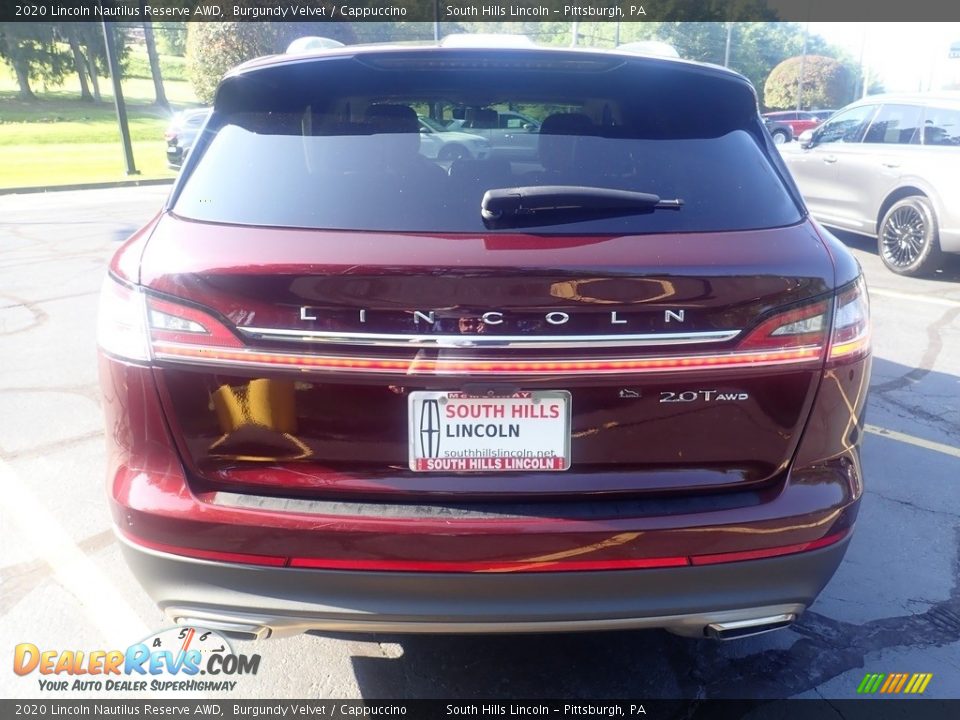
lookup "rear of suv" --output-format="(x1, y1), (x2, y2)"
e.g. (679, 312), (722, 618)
(98, 45), (871, 641)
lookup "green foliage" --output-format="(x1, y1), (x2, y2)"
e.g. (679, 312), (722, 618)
(446, 21), (855, 104)
(156, 22), (187, 56)
(764, 55), (853, 110)
(0, 23), (70, 97)
(186, 21), (357, 104)
(125, 50), (187, 82)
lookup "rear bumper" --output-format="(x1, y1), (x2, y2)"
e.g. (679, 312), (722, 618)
(119, 531), (850, 638)
(102, 351), (869, 638)
(939, 226), (960, 254)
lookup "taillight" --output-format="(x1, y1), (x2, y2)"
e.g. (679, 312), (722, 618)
(738, 299), (829, 353)
(147, 295), (243, 349)
(100, 274), (868, 376)
(736, 278), (870, 367)
(828, 277), (870, 364)
(96, 276), (150, 362)
(98, 275), (243, 362)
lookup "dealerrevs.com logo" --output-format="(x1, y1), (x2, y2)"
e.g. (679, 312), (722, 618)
(13, 627), (261, 692)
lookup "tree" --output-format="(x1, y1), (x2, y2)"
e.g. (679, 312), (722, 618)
(141, 16), (169, 109)
(764, 55), (852, 110)
(59, 24), (93, 101)
(74, 23), (105, 102)
(0, 23), (69, 100)
(59, 23), (126, 104)
(156, 22), (187, 56)
(186, 22), (357, 105)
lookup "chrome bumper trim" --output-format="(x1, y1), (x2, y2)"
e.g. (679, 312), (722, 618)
(164, 603), (806, 639)
(235, 326), (741, 349)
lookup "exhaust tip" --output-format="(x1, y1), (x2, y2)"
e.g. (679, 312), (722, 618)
(705, 613), (795, 640)
(173, 616), (271, 641)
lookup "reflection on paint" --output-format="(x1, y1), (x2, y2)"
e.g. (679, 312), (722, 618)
(209, 378), (312, 461)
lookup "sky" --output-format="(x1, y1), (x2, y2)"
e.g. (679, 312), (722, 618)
(809, 23), (960, 92)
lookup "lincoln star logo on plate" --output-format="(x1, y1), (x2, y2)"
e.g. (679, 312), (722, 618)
(420, 399), (442, 458)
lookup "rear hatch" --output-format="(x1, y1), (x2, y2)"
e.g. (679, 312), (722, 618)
(138, 48), (834, 499)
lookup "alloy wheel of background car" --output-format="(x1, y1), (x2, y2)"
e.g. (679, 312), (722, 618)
(771, 130), (788, 144)
(879, 196), (942, 277)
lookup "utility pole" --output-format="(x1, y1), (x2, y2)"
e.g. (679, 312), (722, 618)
(795, 22), (809, 112)
(861, 26), (872, 97)
(724, 22), (732, 67)
(102, 21), (138, 176)
(571, 22), (579, 47)
(614, 21), (621, 47)
(433, 0), (440, 42)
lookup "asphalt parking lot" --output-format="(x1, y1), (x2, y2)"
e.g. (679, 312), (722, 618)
(1, 185), (958, 701)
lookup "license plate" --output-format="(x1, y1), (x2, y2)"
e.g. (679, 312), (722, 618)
(408, 391), (571, 472)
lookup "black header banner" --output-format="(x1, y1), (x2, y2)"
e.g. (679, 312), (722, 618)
(2, 0), (960, 23)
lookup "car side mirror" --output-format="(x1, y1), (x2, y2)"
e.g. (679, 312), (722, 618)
(799, 129), (816, 149)
(523, 123), (538, 133)
(419, 127), (429, 134)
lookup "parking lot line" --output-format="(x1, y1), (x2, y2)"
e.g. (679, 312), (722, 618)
(869, 287), (960, 308)
(0, 456), (150, 644)
(865, 424), (960, 459)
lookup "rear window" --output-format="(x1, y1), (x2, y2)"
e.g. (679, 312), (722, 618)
(173, 53), (801, 234)
(921, 106), (960, 146)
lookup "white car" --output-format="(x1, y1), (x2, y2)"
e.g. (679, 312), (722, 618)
(781, 93), (960, 276)
(445, 110), (542, 159)
(417, 117), (491, 161)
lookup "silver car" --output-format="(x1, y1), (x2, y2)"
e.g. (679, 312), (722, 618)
(417, 117), (491, 161)
(781, 93), (960, 276)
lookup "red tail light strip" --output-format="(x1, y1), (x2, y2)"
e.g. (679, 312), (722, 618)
(688, 529), (851, 566)
(290, 555), (691, 572)
(828, 331), (871, 362)
(122, 534), (287, 567)
(150, 342), (824, 376)
(121, 528), (850, 572)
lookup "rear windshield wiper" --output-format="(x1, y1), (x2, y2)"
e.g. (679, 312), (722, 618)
(481, 185), (683, 228)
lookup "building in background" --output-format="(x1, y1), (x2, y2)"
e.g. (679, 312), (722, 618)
(945, 41), (960, 89)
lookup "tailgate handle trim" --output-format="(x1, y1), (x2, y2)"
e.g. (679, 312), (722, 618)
(235, 327), (741, 349)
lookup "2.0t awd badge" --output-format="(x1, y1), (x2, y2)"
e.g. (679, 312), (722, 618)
(660, 390), (750, 403)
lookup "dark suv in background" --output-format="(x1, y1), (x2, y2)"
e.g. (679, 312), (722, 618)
(99, 44), (870, 641)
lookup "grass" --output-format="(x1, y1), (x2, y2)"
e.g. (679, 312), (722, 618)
(0, 142), (176, 187)
(124, 50), (188, 82)
(0, 54), (200, 189)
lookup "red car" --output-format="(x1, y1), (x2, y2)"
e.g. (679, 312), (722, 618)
(763, 111), (823, 143)
(98, 44), (870, 641)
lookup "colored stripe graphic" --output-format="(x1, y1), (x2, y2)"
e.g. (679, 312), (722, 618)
(912, 673), (933, 694)
(857, 672), (932, 694)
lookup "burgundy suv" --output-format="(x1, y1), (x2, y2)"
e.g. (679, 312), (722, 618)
(98, 45), (871, 641)
(762, 111), (822, 143)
